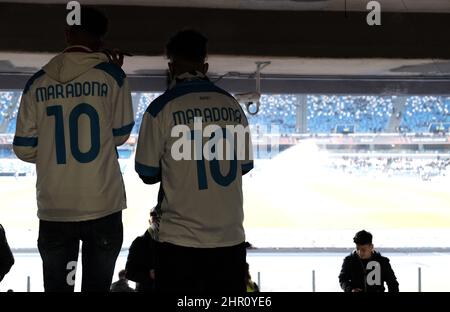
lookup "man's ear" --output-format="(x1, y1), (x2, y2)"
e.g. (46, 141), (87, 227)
(202, 63), (209, 75)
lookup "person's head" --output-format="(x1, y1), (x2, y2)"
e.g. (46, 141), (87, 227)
(353, 230), (374, 260)
(65, 7), (108, 51)
(149, 210), (157, 225)
(118, 269), (127, 280)
(165, 29), (209, 78)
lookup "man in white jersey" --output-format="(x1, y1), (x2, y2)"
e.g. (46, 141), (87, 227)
(13, 8), (134, 292)
(135, 30), (253, 292)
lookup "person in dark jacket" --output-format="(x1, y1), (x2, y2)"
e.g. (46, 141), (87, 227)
(0, 224), (15, 283)
(125, 230), (156, 292)
(339, 230), (399, 292)
(110, 270), (135, 292)
(125, 210), (157, 292)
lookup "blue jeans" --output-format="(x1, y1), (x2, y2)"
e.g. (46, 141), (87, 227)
(38, 211), (123, 292)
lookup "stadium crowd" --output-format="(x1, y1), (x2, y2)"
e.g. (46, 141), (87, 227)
(3, 92), (450, 136)
(328, 156), (450, 180)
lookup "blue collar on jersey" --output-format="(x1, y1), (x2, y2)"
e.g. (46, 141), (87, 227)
(169, 71), (210, 89)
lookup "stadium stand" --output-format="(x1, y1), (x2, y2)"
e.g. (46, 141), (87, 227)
(2, 92), (450, 136)
(400, 96), (450, 133)
(307, 95), (394, 134)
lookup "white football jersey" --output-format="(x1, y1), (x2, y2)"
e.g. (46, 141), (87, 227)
(135, 71), (254, 248)
(14, 46), (134, 222)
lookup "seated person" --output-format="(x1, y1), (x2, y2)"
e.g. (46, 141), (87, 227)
(339, 230), (399, 292)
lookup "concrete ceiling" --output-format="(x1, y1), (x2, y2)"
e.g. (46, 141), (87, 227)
(1, 1), (450, 78)
(2, 0), (450, 13)
(2, 3), (450, 59)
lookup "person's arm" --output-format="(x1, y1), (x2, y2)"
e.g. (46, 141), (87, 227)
(125, 237), (149, 284)
(0, 225), (15, 283)
(384, 259), (399, 292)
(13, 91), (38, 163)
(96, 62), (134, 146)
(110, 68), (134, 146)
(338, 257), (353, 292)
(139, 173), (161, 185)
(237, 105), (254, 176)
(135, 107), (164, 184)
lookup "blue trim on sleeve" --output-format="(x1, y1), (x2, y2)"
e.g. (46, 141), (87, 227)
(94, 62), (126, 87)
(147, 80), (235, 118)
(23, 70), (45, 95)
(113, 122), (135, 136)
(13, 136), (38, 147)
(135, 161), (161, 177)
(241, 161), (254, 173)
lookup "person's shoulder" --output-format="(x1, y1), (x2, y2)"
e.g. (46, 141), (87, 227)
(144, 88), (177, 118)
(374, 252), (391, 263)
(110, 280), (120, 287)
(93, 62), (126, 87)
(130, 232), (147, 248)
(23, 69), (46, 94)
(206, 82), (235, 100)
(343, 252), (357, 263)
(145, 83), (196, 118)
(345, 251), (356, 259)
(146, 80), (236, 117)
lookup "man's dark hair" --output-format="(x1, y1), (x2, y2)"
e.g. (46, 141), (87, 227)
(69, 7), (108, 38)
(166, 29), (208, 63)
(118, 269), (127, 279)
(353, 230), (373, 245)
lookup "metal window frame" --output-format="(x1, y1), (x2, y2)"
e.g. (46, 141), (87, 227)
(1, 73), (450, 95)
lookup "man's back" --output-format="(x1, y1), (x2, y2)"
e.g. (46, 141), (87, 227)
(14, 48), (134, 222)
(135, 72), (253, 248)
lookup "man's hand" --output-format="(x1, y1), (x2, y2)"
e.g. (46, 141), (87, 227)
(352, 288), (363, 292)
(102, 48), (132, 67)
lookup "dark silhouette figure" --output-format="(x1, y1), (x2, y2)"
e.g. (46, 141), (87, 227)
(0, 224), (14, 283)
(135, 30), (254, 293)
(110, 270), (135, 292)
(125, 211), (157, 292)
(13, 7), (133, 292)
